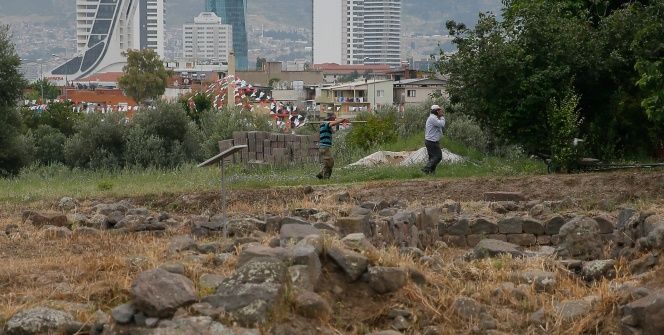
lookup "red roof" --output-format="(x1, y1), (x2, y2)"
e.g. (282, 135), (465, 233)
(312, 63), (393, 74)
(66, 89), (137, 106)
(77, 72), (124, 83)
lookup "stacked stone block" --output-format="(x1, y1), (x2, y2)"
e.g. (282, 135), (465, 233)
(218, 131), (320, 166)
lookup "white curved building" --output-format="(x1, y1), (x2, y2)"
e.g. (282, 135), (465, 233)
(47, 0), (164, 85)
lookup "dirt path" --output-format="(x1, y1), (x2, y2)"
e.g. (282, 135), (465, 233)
(126, 170), (664, 215)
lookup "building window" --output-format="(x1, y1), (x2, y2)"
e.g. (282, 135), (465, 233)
(376, 89), (384, 98)
(407, 90), (416, 97)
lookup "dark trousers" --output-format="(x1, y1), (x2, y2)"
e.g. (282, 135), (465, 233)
(423, 140), (442, 174)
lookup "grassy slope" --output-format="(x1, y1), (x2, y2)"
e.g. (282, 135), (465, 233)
(0, 134), (544, 205)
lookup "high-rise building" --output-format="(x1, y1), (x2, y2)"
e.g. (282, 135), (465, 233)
(183, 12), (233, 63)
(205, 0), (249, 71)
(313, 0), (401, 66)
(48, 0), (165, 84)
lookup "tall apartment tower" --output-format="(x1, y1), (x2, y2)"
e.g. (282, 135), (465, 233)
(313, 0), (401, 66)
(183, 12), (233, 63)
(205, 0), (249, 70)
(50, 0), (165, 83)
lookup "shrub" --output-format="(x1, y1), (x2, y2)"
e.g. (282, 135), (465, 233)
(397, 105), (428, 138)
(64, 112), (126, 169)
(133, 102), (190, 143)
(548, 91), (582, 172)
(445, 113), (489, 151)
(32, 125), (66, 164)
(346, 111), (398, 150)
(123, 127), (167, 168)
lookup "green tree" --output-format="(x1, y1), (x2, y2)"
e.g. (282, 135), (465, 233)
(20, 101), (82, 136)
(118, 49), (170, 105)
(0, 25), (29, 176)
(440, 0), (664, 159)
(26, 78), (60, 101)
(180, 92), (213, 125)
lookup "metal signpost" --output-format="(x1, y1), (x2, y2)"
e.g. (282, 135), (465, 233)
(197, 145), (248, 238)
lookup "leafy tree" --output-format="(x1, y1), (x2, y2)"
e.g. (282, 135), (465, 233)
(32, 125), (67, 164)
(64, 112), (127, 169)
(440, 0), (664, 160)
(179, 92), (213, 125)
(548, 90), (581, 172)
(20, 101), (82, 136)
(25, 78), (60, 101)
(118, 49), (170, 105)
(0, 25), (29, 176)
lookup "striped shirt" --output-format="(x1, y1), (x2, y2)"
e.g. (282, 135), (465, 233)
(319, 122), (333, 148)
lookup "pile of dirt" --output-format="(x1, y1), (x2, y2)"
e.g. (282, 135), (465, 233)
(349, 148), (464, 168)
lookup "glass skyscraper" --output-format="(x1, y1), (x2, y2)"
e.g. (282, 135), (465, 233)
(205, 0), (249, 70)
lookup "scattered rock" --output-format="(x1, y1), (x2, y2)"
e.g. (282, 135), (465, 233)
(327, 245), (369, 281)
(111, 303), (135, 324)
(43, 226), (72, 238)
(237, 245), (288, 268)
(447, 217), (471, 235)
(204, 257), (288, 327)
(522, 217), (545, 235)
(621, 289), (664, 335)
(58, 197), (77, 211)
(507, 234), (537, 247)
(469, 239), (523, 260)
(368, 266), (407, 294)
(529, 204), (553, 220)
(131, 268), (197, 318)
(342, 233), (377, 253)
(168, 235), (197, 253)
(293, 291), (331, 320)
(581, 260), (616, 281)
(545, 215), (566, 235)
(392, 315), (410, 331)
(630, 253), (660, 275)
(554, 297), (595, 322)
(470, 217), (498, 234)
(73, 226), (100, 237)
(498, 217), (523, 234)
(154, 316), (259, 335)
(280, 223), (320, 246)
(159, 262), (186, 275)
(484, 192), (526, 202)
(452, 296), (487, 320)
(199, 273), (226, 291)
(512, 270), (557, 292)
(593, 214), (616, 234)
(556, 216), (604, 260)
(336, 216), (370, 237)
(5, 307), (79, 335)
(335, 191), (351, 203)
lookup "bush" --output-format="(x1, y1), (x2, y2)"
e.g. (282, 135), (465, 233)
(128, 102), (203, 167)
(548, 91), (582, 172)
(64, 112), (127, 169)
(347, 110), (398, 150)
(32, 125), (66, 164)
(199, 107), (274, 157)
(445, 113), (489, 151)
(20, 102), (82, 136)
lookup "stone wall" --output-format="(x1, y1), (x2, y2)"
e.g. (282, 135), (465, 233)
(218, 131), (320, 165)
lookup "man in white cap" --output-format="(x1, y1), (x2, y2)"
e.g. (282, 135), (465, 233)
(422, 104), (446, 174)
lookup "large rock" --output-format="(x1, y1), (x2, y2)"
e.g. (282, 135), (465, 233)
(581, 260), (616, 281)
(111, 303), (135, 324)
(621, 290), (664, 335)
(236, 245), (288, 268)
(368, 266), (407, 294)
(5, 307), (79, 335)
(498, 217), (523, 234)
(168, 235), (197, 253)
(279, 224), (320, 246)
(556, 216), (604, 260)
(593, 214), (616, 234)
(293, 291), (331, 320)
(327, 245), (368, 281)
(446, 217), (470, 236)
(131, 268), (197, 318)
(58, 197), (77, 211)
(22, 211), (69, 228)
(469, 239), (523, 260)
(522, 218), (545, 235)
(288, 244), (322, 289)
(554, 297), (595, 322)
(545, 215), (566, 235)
(507, 234), (537, 247)
(341, 233), (377, 253)
(43, 226), (72, 239)
(335, 216), (370, 237)
(204, 257), (288, 327)
(470, 217), (498, 234)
